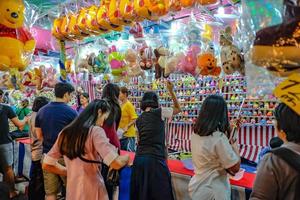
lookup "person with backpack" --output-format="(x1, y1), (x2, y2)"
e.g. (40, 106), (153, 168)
(250, 103), (300, 200)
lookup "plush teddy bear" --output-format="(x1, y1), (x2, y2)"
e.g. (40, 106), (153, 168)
(154, 46), (170, 79)
(197, 53), (221, 76)
(0, 0), (36, 71)
(158, 52), (184, 78)
(139, 46), (154, 71)
(220, 26), (245, 75)
(125, 49), (145, 78)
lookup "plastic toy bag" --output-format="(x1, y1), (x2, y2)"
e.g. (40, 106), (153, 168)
(0, 0), (37, 73)
(240, 0), (300, 96)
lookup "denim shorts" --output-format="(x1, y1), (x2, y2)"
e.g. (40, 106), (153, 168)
(0, 143), (13, 170)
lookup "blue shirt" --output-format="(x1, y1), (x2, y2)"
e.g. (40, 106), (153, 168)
(35, 102), (77, 153)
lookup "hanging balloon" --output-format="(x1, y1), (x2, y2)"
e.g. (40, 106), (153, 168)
(0, 0), (36, 72)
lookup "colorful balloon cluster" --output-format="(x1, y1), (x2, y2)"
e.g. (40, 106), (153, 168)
(52, 0), (219, 41)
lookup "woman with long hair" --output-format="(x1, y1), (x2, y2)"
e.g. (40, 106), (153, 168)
(42, 100), (129, 200)
(101, 83), (122, 199)
(76, 92), (89, 113)
(130, 81), (181, 200)
(189, 95), (240, 200)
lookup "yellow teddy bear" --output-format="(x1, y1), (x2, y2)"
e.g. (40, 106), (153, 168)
(0, 0), (36, 71)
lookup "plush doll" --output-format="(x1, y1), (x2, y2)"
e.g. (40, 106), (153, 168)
(33, 66), (44, 90)
(148, 0), (170, 17)
(197, 53), (221, 76)
(139, 46), (154, 71)
(220, 27), (245, 75)
(66, 13), (88, 39)
(78, 58), (93, 73)
(129, 22), (144, 38)
(134, 0), (159, 21)
(0, 73), (12, 88)
(170, 0), (182, 11)
(97, 1), (123, 32)
(87, 52), (109, 74)
(120, 0), (138, 23)
(180, 0), (195, 7)
(158, 52), (184, 78)
(22, 71), (34, 86)
(42, 67), (57, 88)
(108, 46), (127, 77)
(109, 0), (132, 26)
(177, 45), (200, 76)
(197, 0), (218, 5)
(86, 5), (108, 35)
(125, 49), (145, 77)
(0, 0), (36, 72)
(154, 47), (170, 79)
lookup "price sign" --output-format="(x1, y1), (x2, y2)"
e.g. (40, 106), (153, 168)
(273, 73), (300, 115)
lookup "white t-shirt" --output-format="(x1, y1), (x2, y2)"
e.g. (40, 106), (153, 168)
(188, 131), (240, 200)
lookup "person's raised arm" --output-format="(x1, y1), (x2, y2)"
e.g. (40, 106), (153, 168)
(166, 81), (181, 115)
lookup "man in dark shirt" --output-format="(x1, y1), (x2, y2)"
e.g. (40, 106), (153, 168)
(35, 82), (77, 200)
(0, 89), (27, 198)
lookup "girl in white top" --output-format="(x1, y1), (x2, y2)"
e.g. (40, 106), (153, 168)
(189, 95), (240, 200)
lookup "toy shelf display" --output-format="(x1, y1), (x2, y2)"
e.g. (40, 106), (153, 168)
(124, 74), (277, 163)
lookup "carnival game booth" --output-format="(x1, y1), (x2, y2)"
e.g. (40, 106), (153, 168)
(2, 0), (300, 199)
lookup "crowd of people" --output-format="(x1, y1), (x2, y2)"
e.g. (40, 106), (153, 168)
(0, 81), (300, 200)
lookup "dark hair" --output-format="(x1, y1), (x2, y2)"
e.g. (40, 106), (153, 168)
(102, 83), (121, 128)
(21, 99), (29, 108)
(120, 87), (129, 96)
(54, 82), (75, 98)
(58, 99), (110, 159)
(80, 92), (89, 100)
(269, 137), (284, 149)
(274, 103), (300, 143)
(141, 91), (159, 111)
(194, 95), (231, 137)
(0, 89), (3, 96)
(32, 96), (50, 112)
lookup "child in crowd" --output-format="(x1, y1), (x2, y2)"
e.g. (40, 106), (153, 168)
(258, 137), (284, 164)
(28, 96), (50, 200)
(43, 100), (129, 200)
(189, 95), (240, 200)
(130, 81), (181, 200)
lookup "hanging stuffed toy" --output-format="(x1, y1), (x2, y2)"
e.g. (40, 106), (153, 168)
(158, 53), (184, 78)
(180, 0), (195, 7)
(108, 45), (127, 78)
(42, 67), (57, 88)
(120, 0), (137, 24)
(220, 26), (245, 75)
(177, 45), (200, 76)
(0, 73), (12, 88)
(134, 0), (159, 21)
(0, 0), (36, 71)
(97, 0), (123, 32)
(109, 0), (132, 26)
(154, 46), (170, 79)
(87, 52), (109, 74)
(22, 71), (34, 86)
(148, 0), (170, 17)
(139, 46), (154, 71)
(197, 0), (218, 5)
(125, 49), (145, 78)
(170, 0), (182, 11)
(129, 22), (144, 39)
(197, 53), (221, 76)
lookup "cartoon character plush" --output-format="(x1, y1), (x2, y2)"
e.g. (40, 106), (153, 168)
(158, 52), (184, 78)
(177, 45), (200, 76)
(197, 53), (221, 76)
(154, 46), (170, 79)
(180, 0), (195, 7)
(22, 71), (34, 86)
(33, 66), (45, 90)
(148, 0), (170, 17)
(197, 0), (218, 5)
(134, 0), (159, 21)
(65, 14), (87, 39)
(78, 58), (93, 73)
(52, 17), (67, 40)
(139, 46), (154, 71)
(0, 0), (36, 71)
(125, 49), (145, 77)
(120, 0), (137, 23)
(170, 0), (182, 11)
(0, 73), (12, 88)
(109, 0), (133, 26)
(220, 27), (245, 75)
(87, 52), (109, 74)
(42, 67), (57, 88)
(108, 46), (127, 78)
(129, 22), (144, 38)
(97, 1), (123, 32)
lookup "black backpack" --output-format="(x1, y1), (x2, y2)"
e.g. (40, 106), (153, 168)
(269, 147), (300, 198)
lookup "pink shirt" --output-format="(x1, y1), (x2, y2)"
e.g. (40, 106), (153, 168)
(44, 126), (118, 200)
